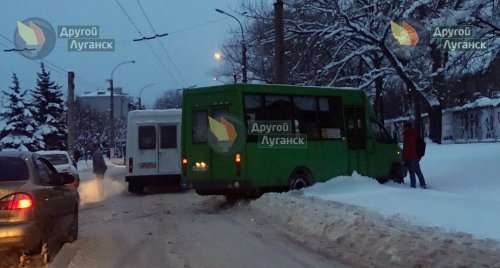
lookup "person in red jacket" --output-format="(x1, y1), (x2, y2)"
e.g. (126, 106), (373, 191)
(403, 121), (427, 188)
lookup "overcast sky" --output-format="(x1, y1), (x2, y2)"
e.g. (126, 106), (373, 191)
(0, 0), (245, 108)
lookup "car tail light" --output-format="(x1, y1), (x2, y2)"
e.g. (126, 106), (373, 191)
(235, 153), (241, 176)
(0, 193), (33, 210)
(129, 158), (133, 173)
(182, 157), (188, 176)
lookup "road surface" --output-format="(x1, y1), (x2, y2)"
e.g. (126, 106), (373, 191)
(47, 165), (345, 268)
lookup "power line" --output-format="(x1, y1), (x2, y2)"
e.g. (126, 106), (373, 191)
(136, 0), (188, 86)
(169, 17), (229, 35)
(115, 0), (180, 86)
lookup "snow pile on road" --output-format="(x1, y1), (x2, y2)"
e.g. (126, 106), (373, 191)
(251, 143), (500, 266)
(251, 193), (500, 267)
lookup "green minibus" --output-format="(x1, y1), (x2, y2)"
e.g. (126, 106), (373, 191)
(181, 84), (405, 198)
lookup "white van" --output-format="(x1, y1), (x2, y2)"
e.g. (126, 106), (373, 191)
(125, 109), (182, 193)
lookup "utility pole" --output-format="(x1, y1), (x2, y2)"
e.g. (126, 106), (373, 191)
(108, 79), (115, 159)
(109, 60), (135, 159)
(67, 71), (75, 157)
(274, 0), (286, 84)
(215, 9), (248, 83)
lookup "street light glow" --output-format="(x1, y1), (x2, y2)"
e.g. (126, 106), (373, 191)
(214, 52), (222, 60)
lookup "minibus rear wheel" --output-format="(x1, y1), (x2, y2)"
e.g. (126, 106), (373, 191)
(289, 168), (314, 191)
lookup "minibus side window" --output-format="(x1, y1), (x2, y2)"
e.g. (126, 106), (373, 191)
(265, 95), (293, 121)
(244, 94), (265, 142)
(192, 110), (208, 144)
(318, 97), (344, 139)
(293, 96), (319, 139)
(138, 126), (156, 150)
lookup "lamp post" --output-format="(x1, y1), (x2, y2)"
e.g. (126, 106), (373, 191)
(109, 60), (135, 159)
(215, 8), (247, 83)
(138, 83), (154, 110)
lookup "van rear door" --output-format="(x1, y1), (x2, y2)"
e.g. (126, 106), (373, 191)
(158, 124), (180, 174)
(136, 125), (159, 174)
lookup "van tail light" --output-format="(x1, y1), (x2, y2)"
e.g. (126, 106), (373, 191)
(128, 158), (133, 173)
(0, 193), (33, 210)
(182, 157), (188, 176)
(235, 153), (241, 176)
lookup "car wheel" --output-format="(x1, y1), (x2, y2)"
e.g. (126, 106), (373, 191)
(68, 207), (79, 242)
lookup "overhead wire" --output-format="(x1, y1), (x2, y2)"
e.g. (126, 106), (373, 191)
(135, 0), (188, 86)
(115, 0), (180, 86)
(136, 0), (189, 86)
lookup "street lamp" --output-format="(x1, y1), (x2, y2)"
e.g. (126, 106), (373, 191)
(109, 60), (135, 159)
(215, 8), (247, 83)
(138, 83), (154, 110)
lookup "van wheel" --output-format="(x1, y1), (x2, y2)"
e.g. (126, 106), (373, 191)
(289, 169), (314, 191)
(128, 182), (143, 193)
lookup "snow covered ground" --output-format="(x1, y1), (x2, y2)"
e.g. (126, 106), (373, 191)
(251, 142), (500, 267)
(305, 142), (500, 241)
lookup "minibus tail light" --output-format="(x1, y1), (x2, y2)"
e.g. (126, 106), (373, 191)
(235, 153), (241, 176)
(182, 157), (188, 176)
(128, 158), (133, 173)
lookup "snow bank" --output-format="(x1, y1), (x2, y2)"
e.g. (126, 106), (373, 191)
(251, 193), (500, 267)
(250, 142), (500, 266)
(306, 143), (500, 241)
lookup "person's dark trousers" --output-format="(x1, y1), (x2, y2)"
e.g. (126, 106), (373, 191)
(407, 159), (426, 188)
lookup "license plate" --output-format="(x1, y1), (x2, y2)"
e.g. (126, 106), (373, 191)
(139, 162), (157, 169)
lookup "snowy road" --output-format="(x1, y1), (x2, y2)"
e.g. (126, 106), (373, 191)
(49, 166), (345, 268)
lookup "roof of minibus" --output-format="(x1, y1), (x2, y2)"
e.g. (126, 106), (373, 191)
(183, 84), (364, 97)
(128, 109), (181, 118)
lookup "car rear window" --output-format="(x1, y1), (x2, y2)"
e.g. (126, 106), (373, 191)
(0, 157), (29, 181)
(41, 154), (69, 165)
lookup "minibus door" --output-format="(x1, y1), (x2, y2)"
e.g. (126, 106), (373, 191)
(345, 107), (368, 176)
(158, 124), (180, 174)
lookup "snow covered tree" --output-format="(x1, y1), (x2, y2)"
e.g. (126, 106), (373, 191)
(220, 0), (498, 143)
(73, 100), (110, 159)
(0, 73), (38, 151)
(32, 63), (68, 150)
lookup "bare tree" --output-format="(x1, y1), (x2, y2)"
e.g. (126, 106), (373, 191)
(154, 90), (183, 109)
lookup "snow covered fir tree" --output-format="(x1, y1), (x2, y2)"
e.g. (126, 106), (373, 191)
(0, 73), (38, 151)
(31, 63), (68, 150)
